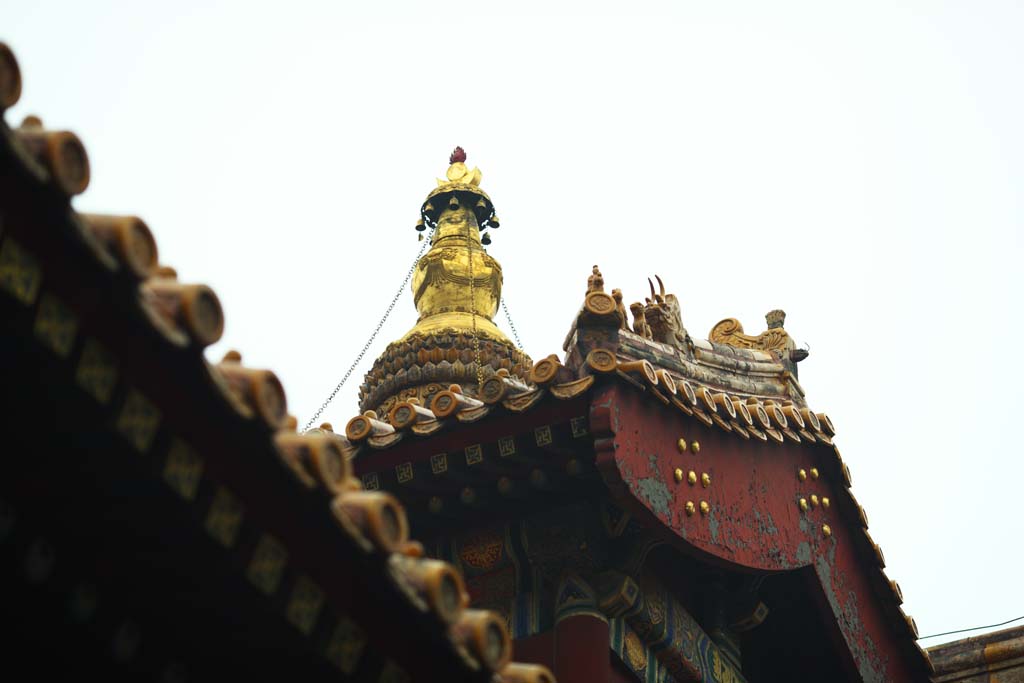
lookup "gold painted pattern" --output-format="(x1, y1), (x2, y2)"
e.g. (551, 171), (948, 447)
(498, 437), (516, 457)
(76, 338), (118, 404)
(325, 617), (367, 674)
(286, 576), (324, 635)
(465, 444), (483, 465)
(624, 630), (647, 671)
(247, 534), (288, 596)
(116, 389), (161, 452)
(0, 237), (42, 305)
(711, 649), (744, 683)
(163, 439), (203, 501)
(33, 292), (77, 357)
(205, 487), (243, 547)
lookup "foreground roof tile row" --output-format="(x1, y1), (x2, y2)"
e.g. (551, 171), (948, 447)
(0, 42), (552, 683)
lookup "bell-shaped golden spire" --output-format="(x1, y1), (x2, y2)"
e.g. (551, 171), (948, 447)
(357, 149), (530, 418)
(405, 201), (506, 344)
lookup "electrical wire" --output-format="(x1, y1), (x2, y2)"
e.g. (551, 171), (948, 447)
(918, 614), (1024, 640)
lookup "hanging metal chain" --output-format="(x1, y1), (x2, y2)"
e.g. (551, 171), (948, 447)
(501, 297), (524, 350)
(302, 232), (431, 432)
(466, 225), (485, 385)
(466, 222), (484, 388)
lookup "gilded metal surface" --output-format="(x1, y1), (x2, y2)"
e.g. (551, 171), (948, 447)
(674, 468), (684, 483)
(822, 497), (830, 509)
(687, 470), (697, 485)
(798, 468), (807, 481)
(685, 501), (696, 516)
(358, 153), (530, 415)
(822, 524), (832, 537)
(810, 494), (819, 507)
(691, 441), (700, 454)
(464, 216), (485, 387)
(438, 159), (482, 188)
(810, 467), (820, 480)
(405, 205), (507, 343)
(676, 437), (688, 453)
(799, 498), (809, 512)
(699, 501), (710, 515)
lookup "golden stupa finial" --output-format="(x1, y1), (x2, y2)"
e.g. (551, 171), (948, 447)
(359, 147), (530, 417)
(410, 148), (503, 339)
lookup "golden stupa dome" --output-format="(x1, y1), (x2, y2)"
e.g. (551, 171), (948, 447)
(357, 149), (531, 418)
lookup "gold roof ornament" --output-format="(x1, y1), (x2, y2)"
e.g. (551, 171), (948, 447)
(709, 312), (794, 353)
(437, 147), (483, 187)
(358, 148), (531, 418)
(708, 310), (807, 361)
(420, 147), (498, 234)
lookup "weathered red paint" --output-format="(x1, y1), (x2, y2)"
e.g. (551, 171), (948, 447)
(591, 383), (923, 682)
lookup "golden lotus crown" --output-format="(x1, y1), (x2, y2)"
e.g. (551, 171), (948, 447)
(416, 147), (500, 235)
(438, 146), (482, 187)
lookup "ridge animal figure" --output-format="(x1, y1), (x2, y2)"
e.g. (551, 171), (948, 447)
(630, 302), (652, 338)
(611, 288), (629, 330)
(587, 265), (604, 294)
(643, 275), (690, 350)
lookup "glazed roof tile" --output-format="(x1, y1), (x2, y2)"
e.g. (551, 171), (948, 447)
(927, 624), (1024, 680)
(340, 374), (594, 458)
(339, 342), (831, 460)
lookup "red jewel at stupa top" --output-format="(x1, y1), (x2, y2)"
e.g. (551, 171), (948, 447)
(449, 146), (467, 164)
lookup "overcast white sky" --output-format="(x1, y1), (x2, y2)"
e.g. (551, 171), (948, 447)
(6, 0), (1022, 648)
